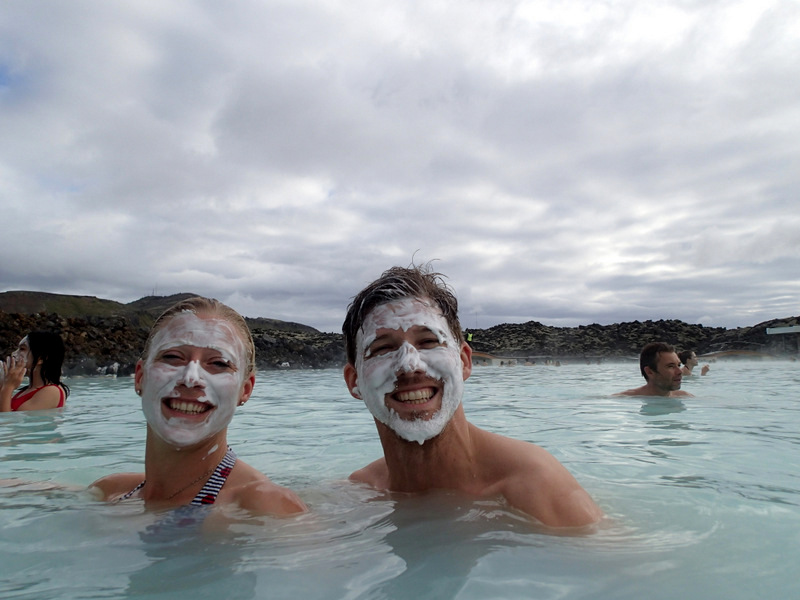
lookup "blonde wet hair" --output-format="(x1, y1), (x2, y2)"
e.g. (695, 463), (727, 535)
(143, 297), (256, 375)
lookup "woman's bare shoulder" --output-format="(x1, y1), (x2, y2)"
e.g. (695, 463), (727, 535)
(89, 472), (144, 501)
(17, 385), (63, 410)
(226, 460), (307, 516)
(349, 458), (389, 489)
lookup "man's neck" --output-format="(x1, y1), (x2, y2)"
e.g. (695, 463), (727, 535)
(642, 380), (674, 397)
(377, 411), (480, 492)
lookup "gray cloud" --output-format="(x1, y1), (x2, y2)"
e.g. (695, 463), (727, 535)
(1, 0), (798, 332)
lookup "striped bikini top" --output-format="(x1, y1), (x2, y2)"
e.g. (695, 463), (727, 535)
(118, 446), (237, 506)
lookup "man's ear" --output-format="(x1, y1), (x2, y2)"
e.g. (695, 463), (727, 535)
(343, 363), (361, 399)
(460, 341), (473, 381)
(643, 366), (654, 380)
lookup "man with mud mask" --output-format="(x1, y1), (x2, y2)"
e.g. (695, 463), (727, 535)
(343, 265), (602, 528)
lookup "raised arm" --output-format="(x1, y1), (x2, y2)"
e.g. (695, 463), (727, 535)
(0, 357), (26, 412)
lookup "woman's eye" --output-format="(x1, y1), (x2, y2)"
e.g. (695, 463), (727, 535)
(211, 360), (234, 370)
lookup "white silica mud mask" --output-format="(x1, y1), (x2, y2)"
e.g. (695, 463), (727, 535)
(354, 297), (464, 444)
(11, 335), (28, 359)
(12, 337), (29, 363)
(11, 337), (31, 377)
(140, 312), (248, 448)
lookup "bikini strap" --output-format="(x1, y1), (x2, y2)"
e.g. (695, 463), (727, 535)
(190, 446), (237, 506)
(113, 446), (237, 506)
(117, 480), (145, 502)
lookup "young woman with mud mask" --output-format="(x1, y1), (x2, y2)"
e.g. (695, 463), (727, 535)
(90, 297), (306, 516)
(1, 331), (70, 412)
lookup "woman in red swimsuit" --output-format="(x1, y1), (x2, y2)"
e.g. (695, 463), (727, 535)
(1, 331), (70, 412)
(90, 296), (307, 516)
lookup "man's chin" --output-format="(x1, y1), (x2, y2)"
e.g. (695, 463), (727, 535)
(385, 409), (448, 444)
(399, 409), (436, 422)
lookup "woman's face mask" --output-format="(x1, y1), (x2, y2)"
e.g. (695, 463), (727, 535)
(12, 337), (32, 374)
(138, 312), (250, 448)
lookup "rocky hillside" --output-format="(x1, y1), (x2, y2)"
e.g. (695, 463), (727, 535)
(0, 291), (344, 376)
(0, 291), (796, 376)
(466, 317), (800, 359)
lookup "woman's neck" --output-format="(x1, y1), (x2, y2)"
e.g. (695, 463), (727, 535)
(143, 431), (229, 495)
(28, 368), (46, 389)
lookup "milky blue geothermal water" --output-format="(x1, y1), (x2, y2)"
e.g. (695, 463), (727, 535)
(1, 360), (798, 599)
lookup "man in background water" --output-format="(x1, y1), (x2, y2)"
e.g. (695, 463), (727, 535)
(342, 264), (602, 528)
(616, 342), (694, 397)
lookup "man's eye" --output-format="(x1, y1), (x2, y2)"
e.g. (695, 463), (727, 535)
(160, 353), (183, 362)
(419, 338), (441, 349)
(368, 344), (393, 357)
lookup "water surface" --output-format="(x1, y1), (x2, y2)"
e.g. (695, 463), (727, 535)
(1, 360), (798, 599)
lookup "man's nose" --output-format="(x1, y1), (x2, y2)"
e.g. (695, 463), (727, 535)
(395, 342), (423, 373)
(179, 360), (204, 387)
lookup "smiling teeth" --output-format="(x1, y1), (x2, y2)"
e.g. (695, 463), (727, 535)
(168, 400), (210, 414)
(396, 389), (433, 404)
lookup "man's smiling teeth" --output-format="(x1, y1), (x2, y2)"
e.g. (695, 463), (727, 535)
(395, 388), (434, 404)
(167, 399), (211, 414)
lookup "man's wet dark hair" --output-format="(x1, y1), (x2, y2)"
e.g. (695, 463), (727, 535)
(640, 342), (676, 380)
(342, 263), (463, 365)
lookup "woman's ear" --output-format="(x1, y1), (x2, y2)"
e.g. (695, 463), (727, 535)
(134, 360), (144, 395)
(238, 373), (256, 406)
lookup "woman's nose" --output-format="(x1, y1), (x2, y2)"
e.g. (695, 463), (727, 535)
(179, 360), (204, 387)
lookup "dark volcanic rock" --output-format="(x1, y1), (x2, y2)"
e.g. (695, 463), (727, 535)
(0, 311), (148, 377)
(0, 291), (796, 376)
(0, 311), (344, 375)
(252, 329), (344, 370)
(0, 292), (346, 376)
(466, 317), (799, 359)
(0, 310), (346, 376)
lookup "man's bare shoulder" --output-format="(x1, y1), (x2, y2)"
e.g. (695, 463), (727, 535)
(474, 428), (602, 528)
(474, 428), (566, 478)
(349, 457), (390, 489)
(613, 386), (646, 396)
(613, 386), (693, 398)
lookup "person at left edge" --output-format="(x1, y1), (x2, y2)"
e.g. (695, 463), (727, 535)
(0, 331), (70, 411)
(90, 296), (307, 516)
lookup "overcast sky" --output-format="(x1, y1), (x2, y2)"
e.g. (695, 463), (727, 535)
(1, 1), (798, 333)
